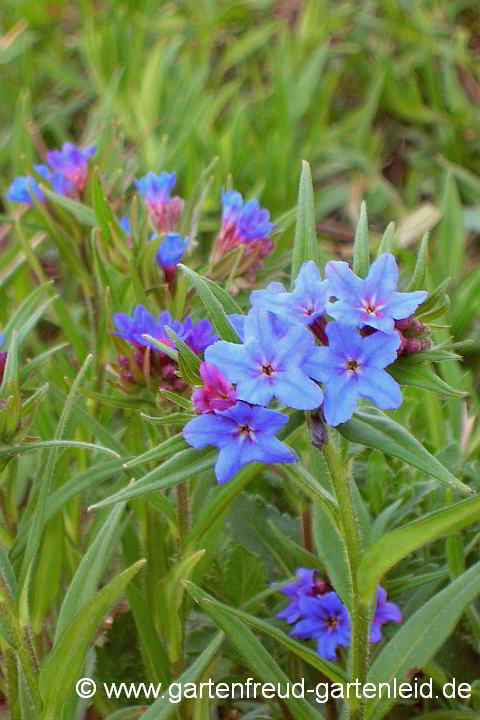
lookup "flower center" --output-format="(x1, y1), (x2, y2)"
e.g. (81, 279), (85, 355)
(326, 615), (339, 629)
(347, 359), (359, 372)
(262, 363), (275, 376)
(304, 305), (314, 316)
(238, 424), (254, 440)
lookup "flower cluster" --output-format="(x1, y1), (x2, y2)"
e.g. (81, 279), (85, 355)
(111, 305), (218, 392)
(135, 171), (184, 233)
(213, 190), (275, 278)
(183, 253), (428, 481)
(276, 569), (402, 661)
(6, 142), (95, 204)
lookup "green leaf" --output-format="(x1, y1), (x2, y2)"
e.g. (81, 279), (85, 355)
(183, 582), (328, 720)
(337, 408), (472, 495)
(387, 363), (467, 398)
(314, 502), (352, 610)
(41, 186), (96, 226)
(55, 503), (126, 642)
(20, 355), (94, 586)
(122, 433), (187, 469)
(376, 222), (395, 257)
(178, 264), (241, 343)
(282, 463), (339, 520)
(291, 160), (318, 285)
(3, 283), (56, 346)
(407, 231), (429, 291)
(185, 581), (349, 686)
(39, 560), (145, 720)
(366, 560), (480, 720)
(141, 633), (224, 720)
(89, 447), (216, 510)
(357, 495), (480, 605)
(352, 201), (369, 278)
(165, 327), (201, 384)
(204, 276), (243, 315)
(0, 331), (19, 400)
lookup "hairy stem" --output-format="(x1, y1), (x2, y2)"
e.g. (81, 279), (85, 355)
(322, 438), (369, 720)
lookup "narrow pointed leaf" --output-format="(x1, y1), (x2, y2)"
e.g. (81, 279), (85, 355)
(358, 495), (480, 605)
(337, 408), (472, 495)
(291, 160), (318, 285)
(352, 201), (369, 278)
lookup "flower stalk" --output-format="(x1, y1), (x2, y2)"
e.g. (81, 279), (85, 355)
(322, 437), (370, 719)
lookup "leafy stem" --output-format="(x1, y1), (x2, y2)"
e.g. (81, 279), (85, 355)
(322, 436), (370, 719)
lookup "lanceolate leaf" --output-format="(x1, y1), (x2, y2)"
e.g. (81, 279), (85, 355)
(89, 447), (216, 510)
(366, 560), (480, 720)
(41, 186), (96, 226)
(3, 282), (56, 345)
(39, 560), (145, 720)
(141, 632), (224, 720)
(387, 363), (467, 398)
(337, 408), (472, 495)
(184, 582), (328, 720)
(357, 495), (480, 605)
(54, 503), (127, 642)
(352, 201), (369, 278)
(291, 160), (318, 285)
(178, 264), (241, 343)
(184, 581), (348, 686)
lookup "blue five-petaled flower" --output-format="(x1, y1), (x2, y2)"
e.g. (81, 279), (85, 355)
(183, 401), (296, 484)
(205, 309), (324, 411)
(304, 321), (403, 426)
(251, 260), (330, 327)
(291, 592), (351, 661)
(326, 253), (427, 333)
(156, 233), (188, 268)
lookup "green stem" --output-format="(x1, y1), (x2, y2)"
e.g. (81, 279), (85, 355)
(322, 438), (369, 720)
(176, 480), (190, 557)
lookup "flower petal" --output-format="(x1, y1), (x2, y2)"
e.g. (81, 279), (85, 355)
(323, 374), (359, 426)
(273, 368), (324, 410)
(205, 341), (253, 383)
(357, 368), (403, 410)
(325, 260), (363, 299)
(183, 414), (235, 449)
(365, 253), (398, 296)
(362, 331), (401, 369)
(384, 290), (428, 319)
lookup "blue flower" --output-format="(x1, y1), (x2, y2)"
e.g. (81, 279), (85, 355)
(371, 586), (402, 643)
(216, 190), (274, 264)
(205, 310), (324, 410)
(120, 215), (132, 235)
(183, 400), (296, 483)
(6, 176), (44, 205)
(251, 261), (330, 327)
(113, 305), (218, 356)
(326, 253), (428, 333)
(46, 142), (95, 193)
(276, 569), (317, 623)
(156, 233), (188, 268)
(135, 171), (177, 203)
(113, 305), (184, 349)
(291, 592), (351, 661)
(304, 322), (402, 426)
(228, 314), (246, 341)
(181, 317), (219, 355)
(222, 190), (244, 225)
(35, 162), (74, 197)
(135, 171), (184, 233)
(0, 333), (4, 347)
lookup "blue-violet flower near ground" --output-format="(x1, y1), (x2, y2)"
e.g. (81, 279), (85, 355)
(214, 190), (274, 276)
(326, 253), (428, 333)
(371, 586), (402, 642)
(192, 362), (237, 414)
(291, 592), (351, 661)
(156, 233), (188, 286)
(276, 569), (331, 623)
(304, 322), (402, 426)
(183, 400), (296, 483)
(205, 309), (324, 410)
(7, 176), (44, 205)
(135, 171), (184, 233)
(46, 142), (96, 194)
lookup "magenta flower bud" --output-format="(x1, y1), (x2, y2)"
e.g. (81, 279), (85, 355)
(192, 362), (237, 414)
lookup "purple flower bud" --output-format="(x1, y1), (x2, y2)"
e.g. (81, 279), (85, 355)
(192, 362), (237, 413)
